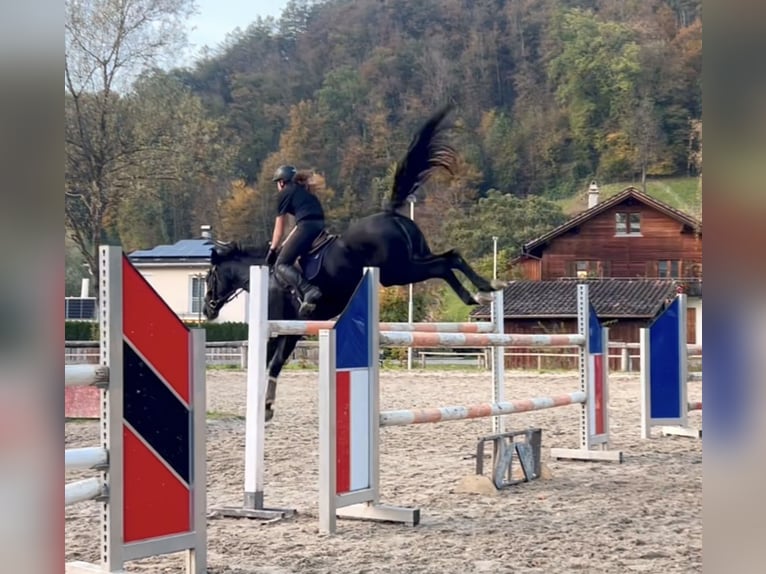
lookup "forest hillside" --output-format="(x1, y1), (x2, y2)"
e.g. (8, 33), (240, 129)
(65, 0), (702, 304)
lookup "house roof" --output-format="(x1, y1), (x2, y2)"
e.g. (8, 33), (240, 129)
(520, 187), (702, 256)
(129, 238), (214, 262)
(470, 278), (681, 319)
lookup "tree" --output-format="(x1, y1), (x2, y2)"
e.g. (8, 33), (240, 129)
(378, 286), (428, 323)
(65, 235), (88, 296)
(114, 71), (236, 250)
(547, 9), (642, 177)
(65, 0), (196, 276)
(626, 94), (665, 190)
(687, 118), (702, 220)
(445, 189), (567, 259)
(218, 180), (271, 244)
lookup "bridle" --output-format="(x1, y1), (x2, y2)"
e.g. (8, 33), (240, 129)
(205, 241), (273, 315)
(205, 265), (247, 313)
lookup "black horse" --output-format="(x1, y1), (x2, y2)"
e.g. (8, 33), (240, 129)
(203, 106), (504, 420)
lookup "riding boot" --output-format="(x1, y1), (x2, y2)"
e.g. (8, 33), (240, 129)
(275, 263), (322, 316)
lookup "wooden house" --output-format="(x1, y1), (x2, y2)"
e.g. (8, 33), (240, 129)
(471, 186), (702, 367)
(512, 186), (702, 285)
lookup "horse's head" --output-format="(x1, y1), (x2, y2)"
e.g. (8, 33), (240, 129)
(202, 240), (271, 320)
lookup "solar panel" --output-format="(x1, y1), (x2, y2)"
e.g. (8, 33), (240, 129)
(65, 297), (97, 320)
(129, 239), (214, 259)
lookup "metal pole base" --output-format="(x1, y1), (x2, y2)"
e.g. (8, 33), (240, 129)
(210, 492), (296, 521)
(336, 502), (420, 527)
(660, 425), (702, 439)
(550, 447), (624, 463)
(474, 428), (543, 488)
(209, 506), (296, 521)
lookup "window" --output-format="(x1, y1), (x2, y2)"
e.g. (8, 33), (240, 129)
(658, 260), (680, 278)
(190, 275), (205, 314)
(575, 261), (589, 278)
(615, 212), (641, 235)
(574, 260), (603, 278)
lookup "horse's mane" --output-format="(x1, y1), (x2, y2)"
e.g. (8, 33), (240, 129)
(386, 105), (458, 212)
(211, 241), (270, 262)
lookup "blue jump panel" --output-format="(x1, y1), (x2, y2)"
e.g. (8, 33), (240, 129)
(649, 297), (683, 419)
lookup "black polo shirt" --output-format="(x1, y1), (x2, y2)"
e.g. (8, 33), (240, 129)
(277, 182), (325, 223)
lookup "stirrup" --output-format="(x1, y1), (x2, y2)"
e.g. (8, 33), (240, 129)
(298, 300), (316, 317)
(298, 287), (320, 316)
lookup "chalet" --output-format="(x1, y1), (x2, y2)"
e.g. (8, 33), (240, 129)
(127, 226), (248, 323)
(471, 185), (702, 358)
(512, 185), (702, 285)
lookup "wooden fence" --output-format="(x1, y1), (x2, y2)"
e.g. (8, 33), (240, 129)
(66, 340), (701, 372)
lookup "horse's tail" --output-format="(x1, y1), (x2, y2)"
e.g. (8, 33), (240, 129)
(386, 104), (458, 212)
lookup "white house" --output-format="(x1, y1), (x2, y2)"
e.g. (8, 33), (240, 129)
(128, 226), (248, 323)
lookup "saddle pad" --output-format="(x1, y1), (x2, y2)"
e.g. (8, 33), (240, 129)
(301, 250), (324, 281)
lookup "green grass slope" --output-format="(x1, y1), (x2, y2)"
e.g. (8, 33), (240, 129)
(559, 177), (702, 219)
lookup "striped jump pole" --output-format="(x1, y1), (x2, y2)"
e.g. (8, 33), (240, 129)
(65, 246), (207, 574)
(379, 392), (587, 426)
(378, 331), (586, 348)
(318, 268), (622, 534)
(640, 293), (702, 439)
(269, 320), (496, 336)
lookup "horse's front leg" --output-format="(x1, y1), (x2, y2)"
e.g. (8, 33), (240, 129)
(263, 338), (280, 423)
(265, 335), (301, 422)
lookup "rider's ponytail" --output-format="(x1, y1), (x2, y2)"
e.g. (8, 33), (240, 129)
(295, 170), (325, 195)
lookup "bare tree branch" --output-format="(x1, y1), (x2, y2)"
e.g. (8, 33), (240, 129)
(65, 0), (196, 275)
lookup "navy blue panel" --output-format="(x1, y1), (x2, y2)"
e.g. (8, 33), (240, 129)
(649, 298), (682, 419)
(588, 304), (603, 354)
(335, 272), (372, 370)
(124, 342), (191, 482)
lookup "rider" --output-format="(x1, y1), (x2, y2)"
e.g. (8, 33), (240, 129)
(267, 164), (324, 316)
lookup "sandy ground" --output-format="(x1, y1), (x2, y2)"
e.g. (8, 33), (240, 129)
(65, 369), (702, 573)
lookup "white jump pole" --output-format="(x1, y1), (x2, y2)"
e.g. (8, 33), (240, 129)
(211, 265), (295, 519)
(64, 364), (110, 387)
(245, 265), (269, 511)
(65, 477), (105, 506)
(65, 447), (108, 470)
(491, 288), (505, 436)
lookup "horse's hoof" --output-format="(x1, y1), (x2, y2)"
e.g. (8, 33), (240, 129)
(491, 279), (507, 290)
(265, 405), (274, 423)
(474, 292), (494, 304)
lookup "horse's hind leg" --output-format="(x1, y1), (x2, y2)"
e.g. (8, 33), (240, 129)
(403, 256), (481, 305)
(443, 249), (505, 296)
(407, 251), (505, 305)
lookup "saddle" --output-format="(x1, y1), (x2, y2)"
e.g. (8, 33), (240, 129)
(306, 229), (337, 255)
(299, 230), (338, 281)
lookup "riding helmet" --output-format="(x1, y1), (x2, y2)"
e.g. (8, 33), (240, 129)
(272, 165), (297, 182)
